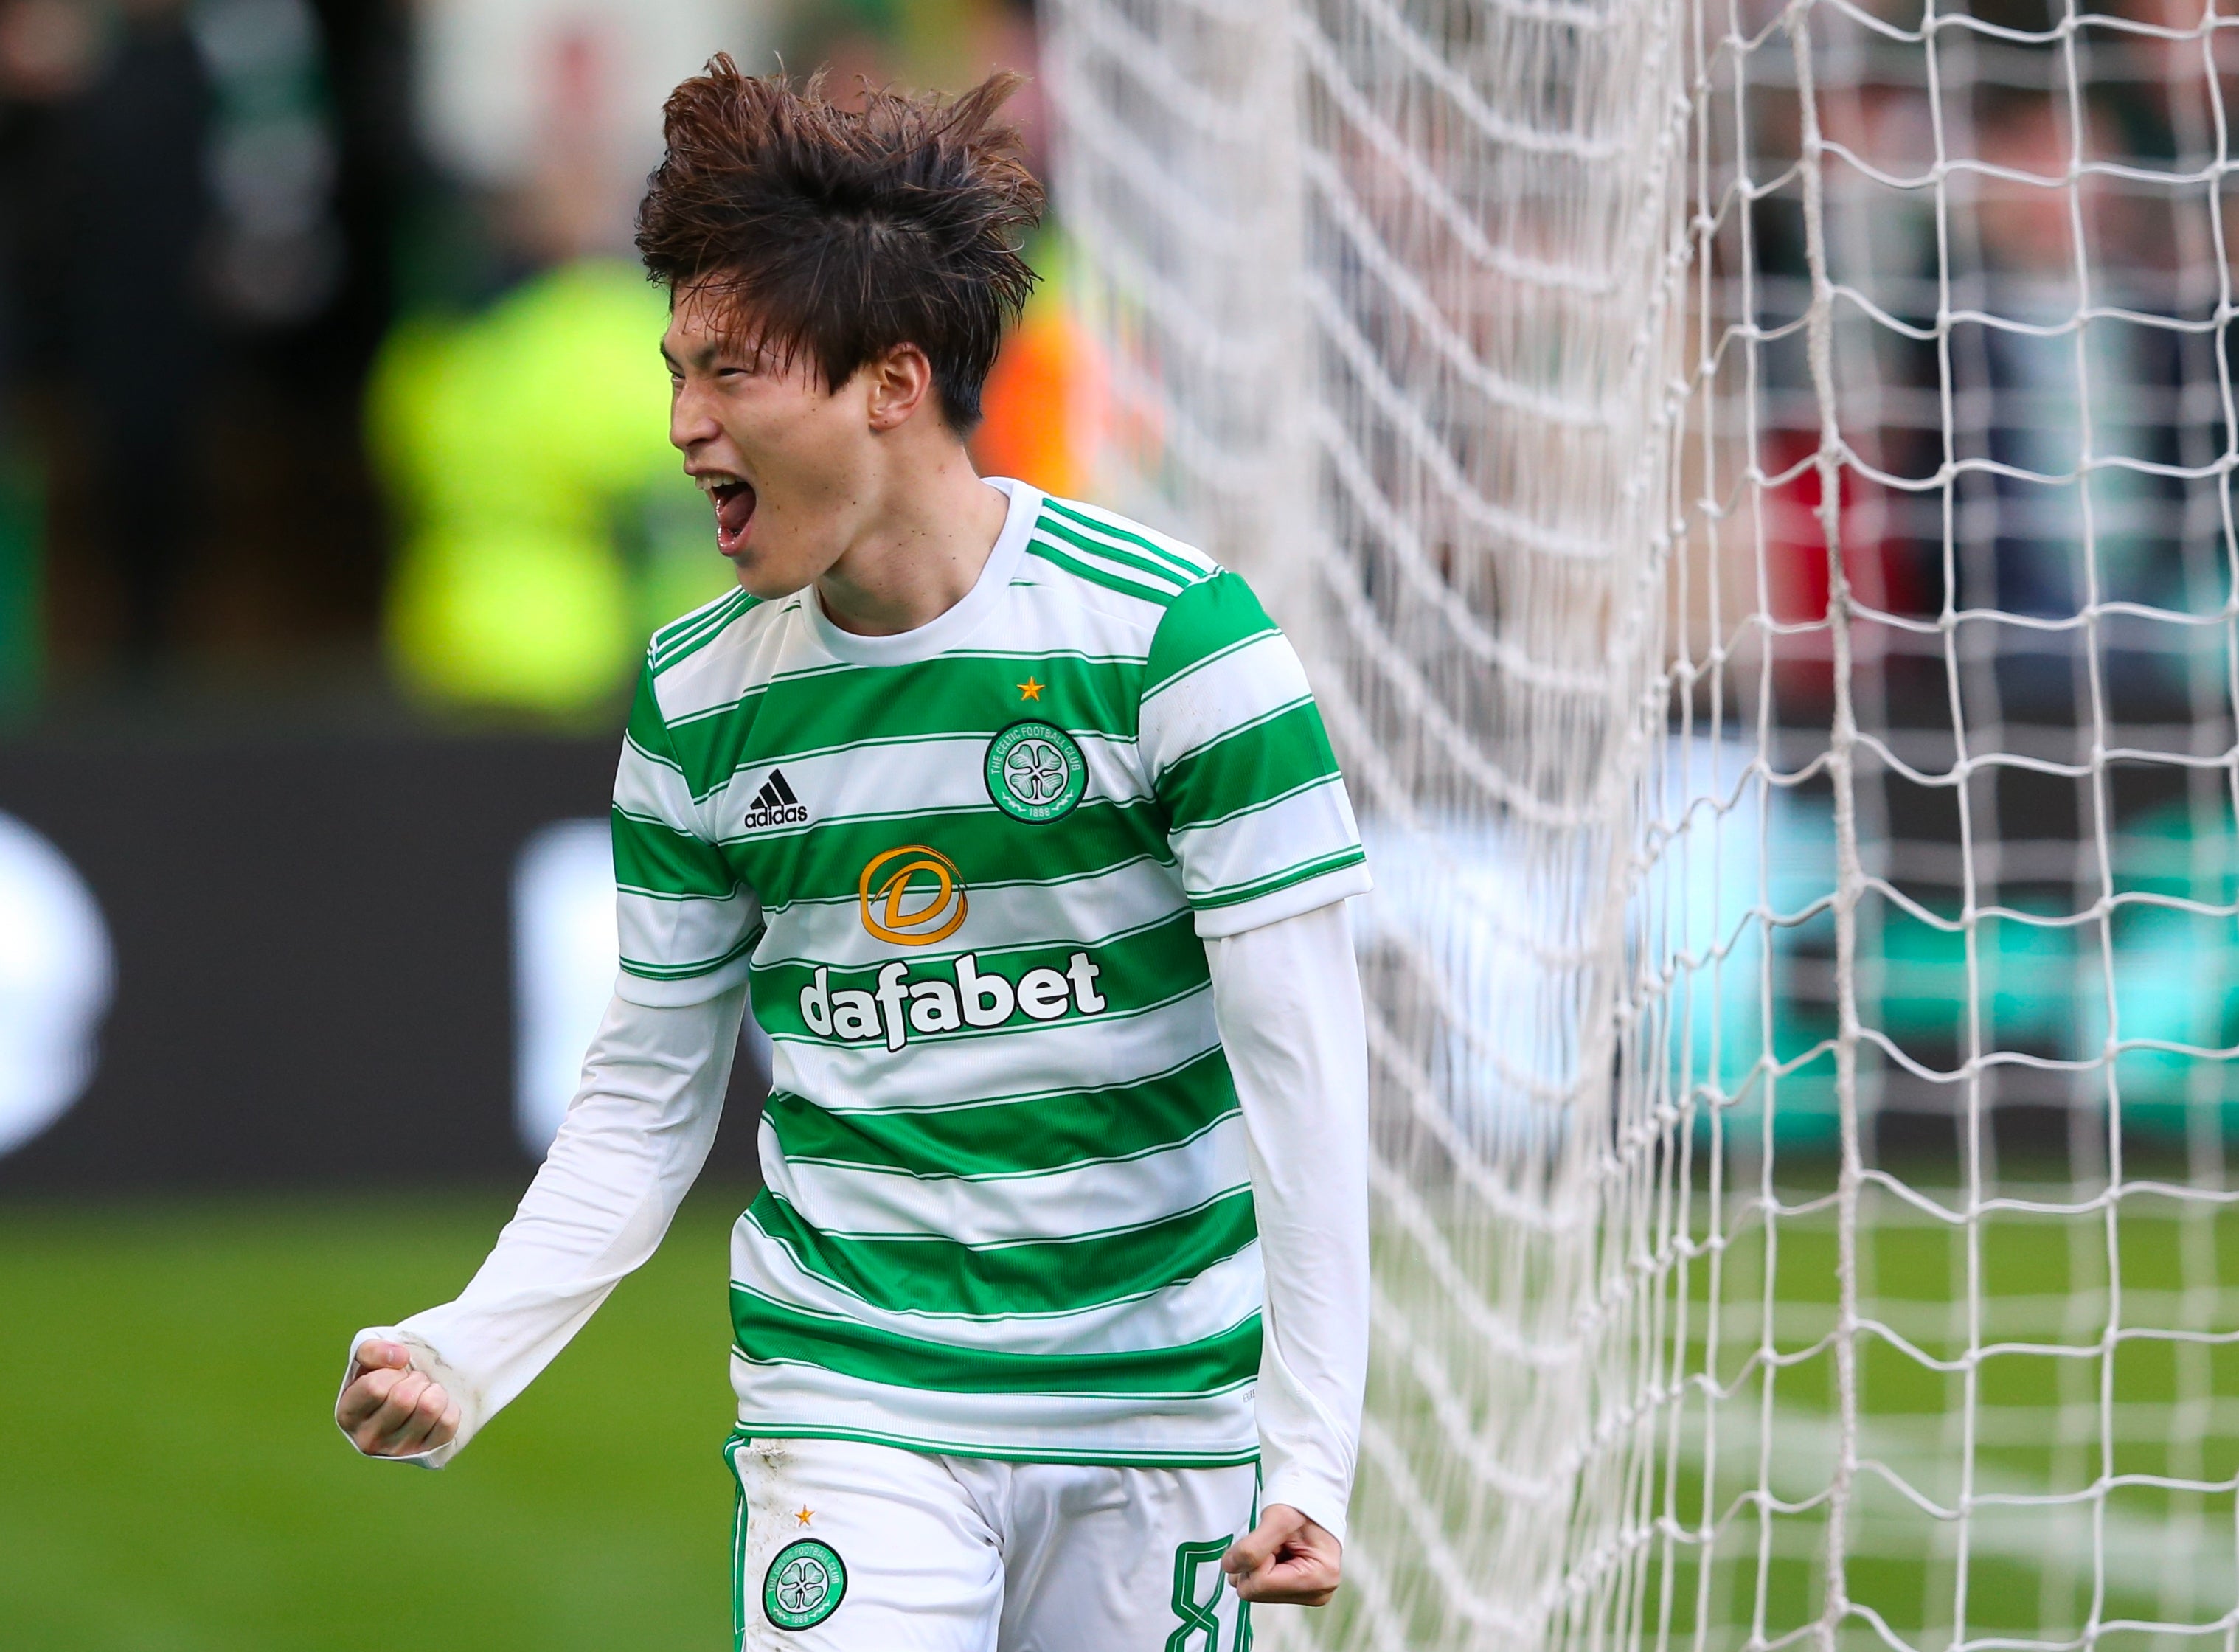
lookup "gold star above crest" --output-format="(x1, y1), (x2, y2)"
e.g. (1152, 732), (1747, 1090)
(1017, 676), (1045, 702)
(795, 1506), (815, 1526)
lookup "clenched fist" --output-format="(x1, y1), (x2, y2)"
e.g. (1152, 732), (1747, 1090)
(1222, 1503), (1342, 1606)
(336, 1339), (460, 1458)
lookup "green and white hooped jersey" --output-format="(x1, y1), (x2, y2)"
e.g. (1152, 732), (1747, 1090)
(611, 479), (1370, 1466)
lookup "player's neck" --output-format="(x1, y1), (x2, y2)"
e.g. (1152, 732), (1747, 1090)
(815, 442), (1008, 639)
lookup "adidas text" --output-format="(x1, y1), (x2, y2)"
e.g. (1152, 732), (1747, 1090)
(744, 769), (810, 829)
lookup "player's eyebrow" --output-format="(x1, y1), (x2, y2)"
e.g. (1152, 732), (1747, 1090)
(663, 333), (773, 375)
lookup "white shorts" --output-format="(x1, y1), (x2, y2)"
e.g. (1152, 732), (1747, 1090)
(726, 1434), (1258, 1651)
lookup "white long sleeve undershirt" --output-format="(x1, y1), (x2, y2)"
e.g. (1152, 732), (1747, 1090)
(343, 904), (1371, 1544)
(1205, 899), (1370, 1544)
(342, 982), (750, 1468)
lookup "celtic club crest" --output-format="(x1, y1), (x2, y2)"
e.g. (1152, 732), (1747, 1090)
(763, 1538), (847, 1631)
(985, 720), (1089, 823)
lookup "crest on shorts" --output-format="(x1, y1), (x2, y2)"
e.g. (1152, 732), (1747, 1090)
(985, 720), (1088, 823)
(763, 1538), (847, 1631)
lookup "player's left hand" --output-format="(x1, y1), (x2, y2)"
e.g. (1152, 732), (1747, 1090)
(1221, 1502), (1341, 1605)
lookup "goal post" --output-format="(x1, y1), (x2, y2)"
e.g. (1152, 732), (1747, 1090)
(1043, 0), (2239, 1647)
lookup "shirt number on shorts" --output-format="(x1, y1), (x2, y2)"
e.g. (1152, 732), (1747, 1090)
(1166, 1537), (1249, 1652)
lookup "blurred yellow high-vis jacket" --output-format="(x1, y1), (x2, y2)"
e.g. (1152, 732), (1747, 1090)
(369, 260), (729, 717)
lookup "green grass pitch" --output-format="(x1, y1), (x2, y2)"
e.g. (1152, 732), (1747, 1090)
(9, 1178), (2235, 1650)
(1341, 1173), (2239, 1652)
(0, 1186), (751, 1651)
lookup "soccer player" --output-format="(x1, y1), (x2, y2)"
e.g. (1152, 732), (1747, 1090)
(336, 62), (1370, 1650)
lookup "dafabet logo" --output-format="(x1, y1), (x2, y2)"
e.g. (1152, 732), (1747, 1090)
(858, 844), (968, 945)
(807, 840), (1105, 1051)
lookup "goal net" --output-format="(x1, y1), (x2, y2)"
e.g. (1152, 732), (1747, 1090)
(1043, 0), (2239, 1647)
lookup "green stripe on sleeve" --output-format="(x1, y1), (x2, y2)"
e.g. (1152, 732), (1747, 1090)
(664, 687), (768, 799)
(1192, 846), (1368, 912)
(612, 805), (741, 899)
(730, 1288), (1261, 1396)
(744, 1186), (1258, 1318)
(625, 664), (682, 771)
(1142, 571), (1280, 694)
(765, 1048), (1237, 1178)
(650, 589), (755, 673)
(621, 924), (760, 982)
(1034, 515), (1193, 594)
(1041, 497), (1207, 582)
(1156, 700), (1343, 831)
(1025, 536), (1183, 605)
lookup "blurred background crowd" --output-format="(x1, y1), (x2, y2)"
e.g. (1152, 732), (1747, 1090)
(2, 0), (2237, 1231)
(2, 0), (2238, 1189)
(0, 0), (1107, 1201)
(0, 0), (1076, 724)
(1698, 0), (2239, 1151)
(0, 4), (1083, 1640)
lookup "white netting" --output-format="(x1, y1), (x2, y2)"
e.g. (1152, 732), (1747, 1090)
(1046, 0), (2239, 1647)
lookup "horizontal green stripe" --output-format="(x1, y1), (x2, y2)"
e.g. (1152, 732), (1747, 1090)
(624, 666), (687, 774)
(1179, 772), (1345, 836)
(1145, 571), (1280, 693)
(612, 805), (740, 899)
(744, 1186), (1257, 1317)
(1157, 700), (1341, 830)
(1041, 498), (1205, 581)
(749, 908), (1209, 1042)
(729, 797), (1173, 911)
(726, 1423), (1258, 1470)
(663, 690), (769, 803)
(620, 925), (760, 981)
(1142, 633), (1275, 709)
(621, 732), (685, 784)
(666, 654), (1147, 801)
(730, 1288), (1260, 1396)
(1194, 845), (1368, 911)
(766, 1047), (1237, 1177)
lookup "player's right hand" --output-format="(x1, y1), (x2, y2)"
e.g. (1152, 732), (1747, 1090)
(336, 1339), (461, 1457)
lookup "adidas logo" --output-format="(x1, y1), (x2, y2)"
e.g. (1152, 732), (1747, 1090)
(743, 768), (810, 829)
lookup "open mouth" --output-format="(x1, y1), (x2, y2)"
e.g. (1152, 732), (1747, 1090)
(706, 477), (757, 556)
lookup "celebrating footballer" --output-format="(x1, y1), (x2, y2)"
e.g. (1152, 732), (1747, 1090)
(336, 59), (1371, 1651)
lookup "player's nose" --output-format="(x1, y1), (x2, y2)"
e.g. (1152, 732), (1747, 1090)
(669, 382), (723, 452)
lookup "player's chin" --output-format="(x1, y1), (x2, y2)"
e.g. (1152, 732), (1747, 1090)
(726, 552), (797, 601)
(725, 540), (817, 603)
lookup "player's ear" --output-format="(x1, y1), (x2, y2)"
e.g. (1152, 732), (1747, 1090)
(865, 344), (935, 432)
